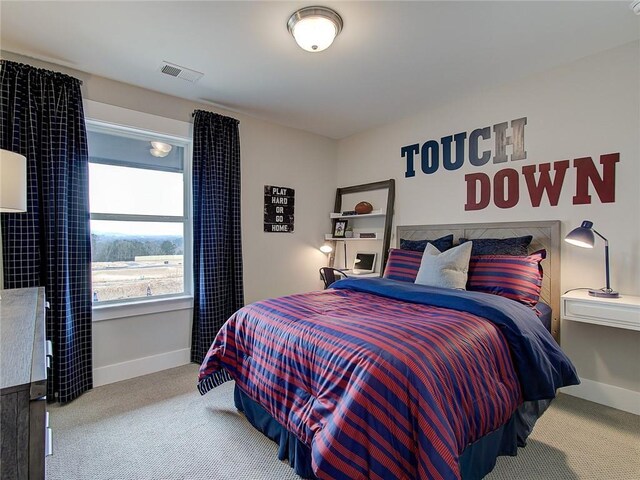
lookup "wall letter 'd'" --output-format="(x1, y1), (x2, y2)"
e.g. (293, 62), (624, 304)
(465, 173), (491, 211)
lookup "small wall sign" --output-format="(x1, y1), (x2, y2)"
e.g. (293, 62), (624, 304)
(264, 185), (295, 233)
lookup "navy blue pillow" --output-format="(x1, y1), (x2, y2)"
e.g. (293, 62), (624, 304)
(459, 235), (533, 256)
(400, 234), (454, 252)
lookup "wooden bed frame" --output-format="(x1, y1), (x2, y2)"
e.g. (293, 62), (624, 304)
(397, 220), (561, 341)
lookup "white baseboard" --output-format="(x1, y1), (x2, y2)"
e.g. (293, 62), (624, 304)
(93, 348), (191, 387)
(561, 378), (640, 415)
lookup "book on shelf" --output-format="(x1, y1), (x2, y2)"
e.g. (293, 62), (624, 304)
(358, 232), (377, 239)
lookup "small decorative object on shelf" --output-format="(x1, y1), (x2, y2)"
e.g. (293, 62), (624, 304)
(354, 201), (373, 214)
(345, 226), (354, 238)
(333, 219), (348, 238)
(342, 210), (357, 216)
(358, 232), (377, 239)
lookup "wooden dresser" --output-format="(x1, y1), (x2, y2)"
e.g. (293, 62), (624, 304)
(0, 287), (51, 480)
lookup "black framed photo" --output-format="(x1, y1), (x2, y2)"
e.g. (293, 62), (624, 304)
(333, 219), (348, 238)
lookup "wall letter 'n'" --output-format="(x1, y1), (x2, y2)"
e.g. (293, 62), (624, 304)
(572, 153), (619, 205)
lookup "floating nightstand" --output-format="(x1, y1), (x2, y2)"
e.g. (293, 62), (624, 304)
(561, 290), (640, 331)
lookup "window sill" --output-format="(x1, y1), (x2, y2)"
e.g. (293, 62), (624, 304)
(92, 295), (194, 322)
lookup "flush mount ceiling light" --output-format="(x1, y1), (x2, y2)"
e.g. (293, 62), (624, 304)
(287, 6), (343, 52)
(150, 141), (172, 158)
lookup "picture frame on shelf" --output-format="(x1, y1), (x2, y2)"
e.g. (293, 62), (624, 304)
(333, 219), (348, 238)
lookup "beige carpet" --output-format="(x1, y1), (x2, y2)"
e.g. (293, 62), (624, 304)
(46, 364), (640, 480)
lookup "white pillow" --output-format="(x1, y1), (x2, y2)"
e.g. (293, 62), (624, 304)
(414, 242), (472, 290)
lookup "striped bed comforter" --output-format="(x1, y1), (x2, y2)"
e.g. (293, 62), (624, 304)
(198, 278), (578, 480)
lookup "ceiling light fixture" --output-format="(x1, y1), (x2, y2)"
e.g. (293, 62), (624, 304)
(150, 148), (169, 158)
(287, 6), (343, 53)
(149, 141), (172, 158)
(151, 141), (172, 153)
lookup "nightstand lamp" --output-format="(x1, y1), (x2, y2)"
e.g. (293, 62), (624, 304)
(564, 220), (619, 298)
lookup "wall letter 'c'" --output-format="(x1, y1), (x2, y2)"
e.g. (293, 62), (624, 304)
(469, 127), (491, 167)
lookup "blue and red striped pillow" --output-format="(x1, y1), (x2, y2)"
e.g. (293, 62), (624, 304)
(466, 250), (546, 307)
(384, 247), (546, 309)
(383, 248), (422, 282)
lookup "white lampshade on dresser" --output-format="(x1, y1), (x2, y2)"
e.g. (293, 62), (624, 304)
(0, 149), (28, 292)
(0, 149), (27, 212)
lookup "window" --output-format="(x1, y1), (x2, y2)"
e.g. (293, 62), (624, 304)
(87, 122), (191, 305)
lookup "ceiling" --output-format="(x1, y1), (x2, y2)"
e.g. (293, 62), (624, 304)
(1, 1), (639, 139)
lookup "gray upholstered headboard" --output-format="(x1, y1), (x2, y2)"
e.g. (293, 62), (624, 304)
(396, 221), (561, 341)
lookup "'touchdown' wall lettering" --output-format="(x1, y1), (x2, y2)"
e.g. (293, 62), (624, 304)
(400, 117), (619, 211)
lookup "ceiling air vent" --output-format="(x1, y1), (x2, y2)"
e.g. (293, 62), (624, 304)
(159, 61), (204, 83)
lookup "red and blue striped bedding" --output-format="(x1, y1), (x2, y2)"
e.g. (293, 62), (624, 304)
(198, 278), (578, 480)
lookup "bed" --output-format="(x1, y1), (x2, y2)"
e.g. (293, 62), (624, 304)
(198, 220), (579, 480)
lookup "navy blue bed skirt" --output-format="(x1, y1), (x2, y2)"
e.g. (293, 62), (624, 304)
(234, 385), (551, 479)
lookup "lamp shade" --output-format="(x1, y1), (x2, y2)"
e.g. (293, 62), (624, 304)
(287, 6), (343, 52)
(319, 244), (333, 254)
(0, 149), (27, 212)
(564, 221), (595, 248)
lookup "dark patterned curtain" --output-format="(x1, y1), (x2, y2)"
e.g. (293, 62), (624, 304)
(0, 60), (92, 403)
(191, 109), (244, 363)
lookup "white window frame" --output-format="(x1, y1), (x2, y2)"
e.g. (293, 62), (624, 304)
(84, 101), (193, 321)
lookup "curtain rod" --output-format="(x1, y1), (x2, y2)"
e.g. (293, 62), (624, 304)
(1, 57), (83, 85)
(191, 109), (240, 125)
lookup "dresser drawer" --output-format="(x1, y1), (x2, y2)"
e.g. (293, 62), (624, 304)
(29, 398), (47, 479)
(0, 288), (48, 480)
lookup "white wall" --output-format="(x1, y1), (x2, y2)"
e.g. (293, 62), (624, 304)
(336, 42), (640, 410)
(5, 42), (638, 403)
(2, 51), (337, 385)
(240, 118), (337, 304)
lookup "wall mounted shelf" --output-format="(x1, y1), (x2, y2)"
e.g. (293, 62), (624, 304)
(326, 179), (395, 273)
(325, 236), (382, 241)
(329, 210), (385, 219)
